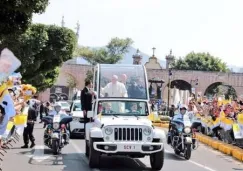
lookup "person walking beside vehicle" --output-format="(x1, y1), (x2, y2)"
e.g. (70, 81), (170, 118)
(81, 80), (93, 118)
(21, 100), (37, 148)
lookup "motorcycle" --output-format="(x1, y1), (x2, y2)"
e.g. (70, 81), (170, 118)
(42, 105), (73, 155)
(167, 115), (197, 160)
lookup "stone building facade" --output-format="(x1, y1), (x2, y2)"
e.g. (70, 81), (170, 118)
(38, 51), (243, 101)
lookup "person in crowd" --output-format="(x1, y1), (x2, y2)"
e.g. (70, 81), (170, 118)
(169, 104), (175, 118)
(0, 84), (16, 148)
(39, 101), (44, 123)
(151, 101), (155, 111)
(21, 100), (37, 148)
(102, 75), (127, 97)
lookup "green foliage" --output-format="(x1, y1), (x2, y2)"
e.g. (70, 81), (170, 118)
(0, 24), (77, 91)
(204, 83), (237, 99)
(66, 73), (77, 88)
(0, 0), (49, 39)
(75, 37), (133, 82)
(85, 70), (93, 82)
(172, 52), (229, 72)
(75, 37), (133, 65)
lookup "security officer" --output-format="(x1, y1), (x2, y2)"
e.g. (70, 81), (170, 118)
(21, 100), (37, 148)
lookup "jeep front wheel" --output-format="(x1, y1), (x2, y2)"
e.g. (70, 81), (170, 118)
(88, 138), (100, 168)
(150, 149), (164, 170)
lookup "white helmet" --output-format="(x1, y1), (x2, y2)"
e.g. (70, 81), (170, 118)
(179, 104), (188, 110)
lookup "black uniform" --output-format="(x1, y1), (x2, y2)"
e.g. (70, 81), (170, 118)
(22, 108), (37, 148)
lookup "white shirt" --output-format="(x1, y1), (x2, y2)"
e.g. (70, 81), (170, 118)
(102, 82), (127, 97)
(173, 112), (190, 121)
(1, 93), (16, 118)
(0, 93), (16, 135)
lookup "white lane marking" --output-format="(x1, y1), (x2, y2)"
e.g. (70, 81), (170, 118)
(165, 149), (217, 171)
(70, 140), (100, 171)
(24, 145), (52, 162)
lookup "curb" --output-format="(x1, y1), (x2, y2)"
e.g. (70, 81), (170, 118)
(196, 133), (243, 162)
(153, 123), (169, 128)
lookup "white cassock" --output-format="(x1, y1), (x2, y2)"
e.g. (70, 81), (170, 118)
(102, 82), (128, 98)
(102, 82), (127, 112)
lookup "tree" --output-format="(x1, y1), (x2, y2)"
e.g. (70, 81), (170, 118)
(75, 37), (133, 81)
(75, 37), (133, 65)
(0, 24), (77, 91)
(0, 0), (49, 40)
(85, 70), (93, 82)
(171, 52), (229, 72)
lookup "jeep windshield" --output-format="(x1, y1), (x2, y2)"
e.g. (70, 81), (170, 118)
(98, 64), (148, 99)
(97, 101), (149, 116)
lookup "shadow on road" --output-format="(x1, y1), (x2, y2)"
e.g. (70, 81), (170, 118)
(98, 155), (151, 171)
(62, 153), (152, 171)
(165, 152), (185, 161)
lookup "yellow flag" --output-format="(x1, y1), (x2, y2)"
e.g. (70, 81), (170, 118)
(97, 112), (102, 120)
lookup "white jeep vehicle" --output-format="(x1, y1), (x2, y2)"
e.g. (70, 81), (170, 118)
(85, 100), (165, 170)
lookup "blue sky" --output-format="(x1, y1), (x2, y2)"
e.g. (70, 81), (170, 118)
(33, 0), (243, 67)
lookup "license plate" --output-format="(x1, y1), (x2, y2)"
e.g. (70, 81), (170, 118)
(52, 133), (59, 139)
(124, 145), (135, 150)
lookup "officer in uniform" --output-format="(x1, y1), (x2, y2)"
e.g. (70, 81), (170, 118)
(21, 100), (37, 148)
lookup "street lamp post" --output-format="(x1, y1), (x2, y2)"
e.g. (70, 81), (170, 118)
(190, 79), (198, 99)
(165, 50), (174, 114)
(167, 68), (172, 114)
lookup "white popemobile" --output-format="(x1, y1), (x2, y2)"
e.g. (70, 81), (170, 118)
(84, 64), (165, 170)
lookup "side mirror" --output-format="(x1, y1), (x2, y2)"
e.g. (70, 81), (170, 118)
(87, 111), (94, 118)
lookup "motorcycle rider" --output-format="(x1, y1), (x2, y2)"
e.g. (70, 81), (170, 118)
(172, 104), (188, 121)
(168, 105), (196, 148)
(168, 105), (188, 142)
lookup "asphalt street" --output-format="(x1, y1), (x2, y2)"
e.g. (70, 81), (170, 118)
(1, 122), (243, 171)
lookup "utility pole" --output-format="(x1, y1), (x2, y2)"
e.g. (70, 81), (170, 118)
(75, 20), (80, 39)
(61, 16), (65, 27)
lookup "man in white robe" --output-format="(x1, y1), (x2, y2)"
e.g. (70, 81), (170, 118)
(102, 75), (128, 98)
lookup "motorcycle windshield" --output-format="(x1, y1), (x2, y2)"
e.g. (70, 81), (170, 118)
(183, 115), (192, 127)
(173, 116), (192, 131)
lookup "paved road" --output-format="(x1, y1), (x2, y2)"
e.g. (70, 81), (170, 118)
(1, 123), (243, 171)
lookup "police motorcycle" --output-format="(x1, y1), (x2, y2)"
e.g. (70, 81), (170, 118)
(41, 104), (72, 155)
(167, 106), (197, 160)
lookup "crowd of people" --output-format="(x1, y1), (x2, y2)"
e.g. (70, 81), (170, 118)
(164, 96), (243, 144)
(0, 72), (41, 150)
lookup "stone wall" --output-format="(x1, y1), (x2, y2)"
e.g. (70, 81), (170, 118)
(39, 64), (243, 101)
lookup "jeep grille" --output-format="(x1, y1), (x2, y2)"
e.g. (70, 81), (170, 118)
(114, 128), (142, 141)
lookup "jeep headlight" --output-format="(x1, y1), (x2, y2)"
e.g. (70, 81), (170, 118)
(53, 123), (59, 130)
(184, 127), (191, 134)
(143, 127), (152, 136)
(104, 127), (113, 135)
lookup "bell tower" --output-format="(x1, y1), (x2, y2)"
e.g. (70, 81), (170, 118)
(165, 49), (175, 69)
(133, 49), (142, 65)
